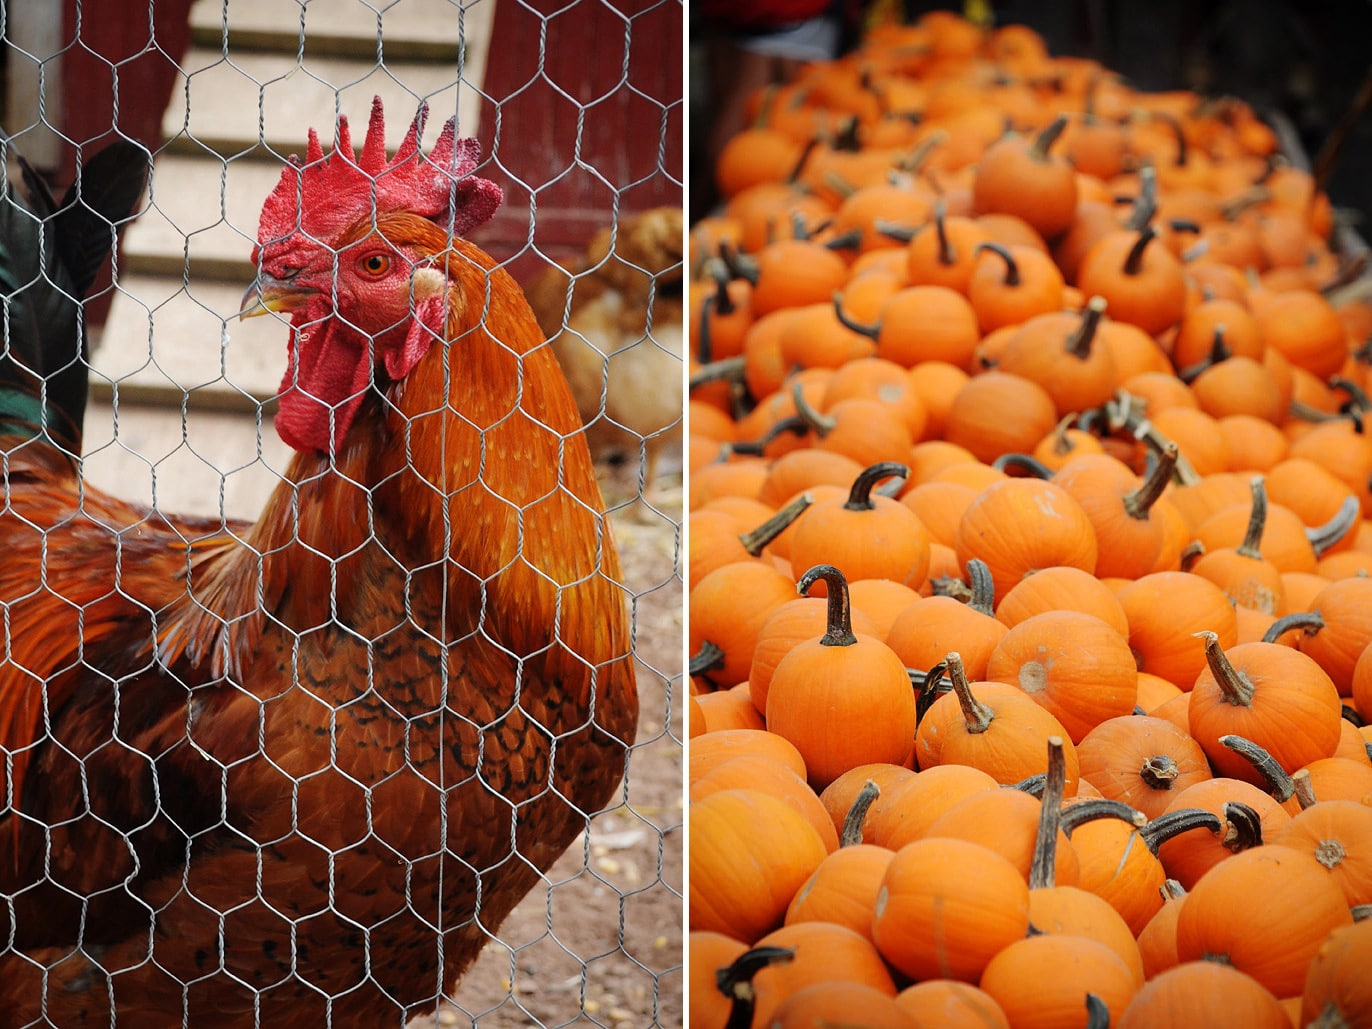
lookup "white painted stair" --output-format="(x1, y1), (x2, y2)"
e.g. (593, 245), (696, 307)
(85, 0), (493, 519)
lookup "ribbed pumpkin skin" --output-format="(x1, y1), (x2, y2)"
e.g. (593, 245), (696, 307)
(1174, 845), (1354, 998)
(766, 631), (917, 789)
(1116, 961), (1289, 1029)
(750, 921), (899, 1027)
(689, 789), (829, 944)
(985, 610), (1139, 743)
(1301, 919), (1372, 1029)
(895, 980), (1010, 1029)
(872, 838), (1030, 982)
(979, 934), (1139, 1029)
(1187, 641), (1342, 785)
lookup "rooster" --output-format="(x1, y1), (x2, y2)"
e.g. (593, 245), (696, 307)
(0, 100), (637, 1025)
(525, 206), (684, 513)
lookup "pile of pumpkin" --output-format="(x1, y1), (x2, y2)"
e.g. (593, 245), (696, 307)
(686, 8), (1372, 1028)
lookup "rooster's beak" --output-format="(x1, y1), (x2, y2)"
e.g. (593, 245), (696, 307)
(238, 275), (317, 320)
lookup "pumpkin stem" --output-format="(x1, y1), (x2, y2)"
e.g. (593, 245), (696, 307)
(833, 115), (862, 153)
(913, 659), (950, 727)
(1332, 375), (1372, 415)
(1029, 736), (1068, 889)
(1010, 773), (1046, 796)
(823, 228), (864, 252)
(933, 198), (956, 267)
(719, 946), (797, 1029)
(1260, 610), (1325, 645)
(1219, 734), (1295, 803)
(822, 171), (858, 201)
(843, 462), (911, 512)
(1307, 496), (1362, 556)
(725, 414), (809, 457)
(1049, 413), (1080, 456)
(965, 558), (996, 618)
(1195, 630), (1255, 707)
(1065, 295), (1108, 360)
(689, 640), (726, 681)
(1219, 186), (1273, 223)
(1059, 799), (1148, 836)
(1138, 808), (1223, 856)
(1122, 225), (1159, 277)
(873, 218), (917, 244)
(945, 652), (995, 735)
(1125, 163), (1158, 232)
(787, 136), (822, 184)
(840, 779), (881, 847)
(1122, 441), (1179, 520)
(1030, 114), (1070, 161)
(830, 290), (882, 340)
(790, 380), (838, 438)
(991, 452), (1055, 479)
(797, 564), (859, 648)
(1084, 993), (1111, 1029)
(1221, 801), (1265, 852)
(737, 492), (814, 556)
(1353, 904), (1372, 922)
(975, 241), (1021, 287)
(688, 355), (747, 392)
(1159, 878), (1187, 902)
(1292, 768), (1320, 811)
(1177, 325), (1231, 384)
(895, 129), (948, 176)
(1138, 754), (1181, 791)
(710, 263), (737, 317)
(1238, 476), (1268, 560)
(1106, 390), (1201, 485)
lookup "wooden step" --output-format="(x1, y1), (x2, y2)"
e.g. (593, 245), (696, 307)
(162, 47), (488, 160)
(188, 0), (473, 61)
(79, 398), (294, 521)
(92, 275), (289, 409)
(123, 154), (280, 281)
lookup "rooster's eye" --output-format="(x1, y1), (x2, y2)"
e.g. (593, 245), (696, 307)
(359, 254), (390, 276)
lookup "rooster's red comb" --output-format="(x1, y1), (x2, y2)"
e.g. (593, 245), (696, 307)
(255, 95), (502, 250)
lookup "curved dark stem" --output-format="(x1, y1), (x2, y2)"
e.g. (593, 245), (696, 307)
(1031, 114), (1069, 160)
(1261, 610), (1325, 645)
(689, 355), (747, 393)
(1307, 495), (1362, 556)
(964, 558), (996, 617)
(738, 492), (814, 556)
(1059, 799), (1147, 836)
(913, 659), (950, 728)
(1138, 808), (1223, 856)
(796, 564), (858, 647)
(1221, 800), (1265, 852)
(975, 241), (1021, 287)
(1220, 735), (1295, 803)
(844, 461), (910, 512)
(933, 198), (955, 266)
(689, 640), (726, 681)
(1237, 476), (1268, 560)
(725, 413), (809, 457)
(719, 947), (797, 1029)
(1122, 225), (1158, 277)
(831, 290), (882, 340)
(1122, 441), (1178, 519)
(992, 452), (1055, 479)
(1066, 295), (1108, 360)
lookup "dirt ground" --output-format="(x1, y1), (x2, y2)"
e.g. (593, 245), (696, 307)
(419, 463), (685, 1028)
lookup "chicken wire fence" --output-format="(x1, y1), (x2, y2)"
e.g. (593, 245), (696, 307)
(0, 1), (683, 1026)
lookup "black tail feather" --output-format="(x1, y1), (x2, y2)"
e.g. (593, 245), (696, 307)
(0, 139), (148, 453)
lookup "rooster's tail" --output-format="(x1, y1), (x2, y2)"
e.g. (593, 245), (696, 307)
(0, 140), (147, 455)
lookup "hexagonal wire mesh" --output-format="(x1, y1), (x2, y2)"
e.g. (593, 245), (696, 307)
(0, 0), (683, 1025)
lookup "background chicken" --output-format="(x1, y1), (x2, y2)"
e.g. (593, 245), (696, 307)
(526, 206), (684, 513)
(0, 100), (637, 1025)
